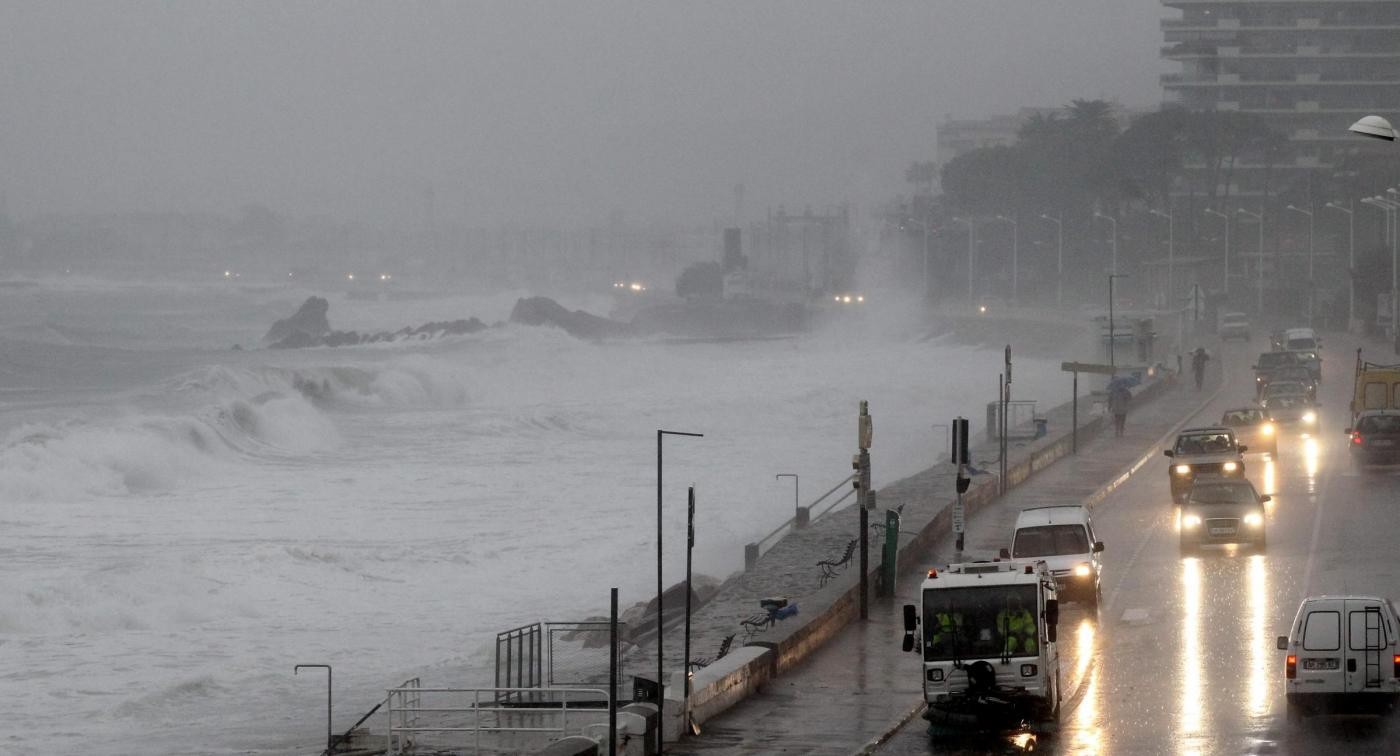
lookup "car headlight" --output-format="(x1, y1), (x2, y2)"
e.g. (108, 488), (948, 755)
(1261, 423), (1274, 436)
(1183, 514), (1202, 527)
(1244, 512), (1263, 527)
(1302, 411), (1317, 424)
(1174, 464), (1191, 475)
(1074, 563), (1092, 578)
(1222, 461), (1239, 472)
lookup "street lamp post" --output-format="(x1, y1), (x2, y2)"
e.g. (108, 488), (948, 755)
(952, 216), (976, 304)
(1285, 204), (1316, 326)
(1326, 200), (1355, 330)
(1094, 211), (1118, 276)
(656, 429), (702, 755)
(1364, 196), (1400, 354)
(1204, 207), (1231, 297)
(1108, 273), (1130, 368)
(900, 217), (933, 301)
(993, 215), (1020, 307)
(1039, 213), (1064, 308)
(1150, 208), (1175, 310)
(1236, 208), (1264, 316)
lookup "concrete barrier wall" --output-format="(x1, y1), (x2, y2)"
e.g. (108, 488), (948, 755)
(682, 376), (1171, 731)
(687, 646), (774, 725)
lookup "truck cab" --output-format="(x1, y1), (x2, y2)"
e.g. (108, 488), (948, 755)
(1278, 595), (1400, 721)
(1351, 349), (1400, 425)
(901, 560), (1060, 735)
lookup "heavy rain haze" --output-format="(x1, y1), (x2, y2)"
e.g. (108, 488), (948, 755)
(0, 1), (1163, 226)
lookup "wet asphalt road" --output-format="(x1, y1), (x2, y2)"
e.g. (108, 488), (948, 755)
(877, 333), (1400, 755)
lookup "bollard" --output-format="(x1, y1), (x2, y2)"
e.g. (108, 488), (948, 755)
(744, 542), (759, 571)
(795, 506), (810, 529)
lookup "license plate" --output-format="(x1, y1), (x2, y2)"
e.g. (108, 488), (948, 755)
(1303, 658), (1340, 670)
(1210, 527), (1236, 536)
(1373, 440), (1394, 448)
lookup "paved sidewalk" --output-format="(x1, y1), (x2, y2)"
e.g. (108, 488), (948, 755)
(668, 368), (1221, 755)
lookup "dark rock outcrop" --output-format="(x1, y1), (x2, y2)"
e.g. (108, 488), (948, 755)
(509, 297), (632, 340)
(264, 296), (489, 349)
(269, 317), (488, 349)
(263, 296), (330, 346)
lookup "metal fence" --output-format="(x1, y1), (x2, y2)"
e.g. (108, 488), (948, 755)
(384, 685), (609, 755)
(495, 623), (544, 703)
(545, 621), (624, 690)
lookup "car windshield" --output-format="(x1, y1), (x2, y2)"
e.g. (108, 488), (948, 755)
(1175, 432), (1234, 454)
(1276, 368), (1311, 382)
(1267, 395), (1310, 409)
(1258, 353), (1295, 368)
(923, 585), (1040, 661)
(1222, 410), (1263, 426)
(1012, 524), (1089, 557)
(1188, 483), (1256, 505)
(1265, 382), (1305, 397)
(1287, 339), (1318, 351)
(1358, 415), (1400, 434)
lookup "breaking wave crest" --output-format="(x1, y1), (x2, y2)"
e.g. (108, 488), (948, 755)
(0, 358), (468, 501)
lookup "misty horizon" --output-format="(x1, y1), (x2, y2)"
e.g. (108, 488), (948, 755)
(0, 2), (1165, 228)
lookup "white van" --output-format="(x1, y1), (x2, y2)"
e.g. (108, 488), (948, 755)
(1277, 595), (1400, 721)
(1005, 506), (1104, 608)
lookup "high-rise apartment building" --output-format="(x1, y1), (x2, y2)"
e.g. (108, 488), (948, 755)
(1161, 0), (1400, 196)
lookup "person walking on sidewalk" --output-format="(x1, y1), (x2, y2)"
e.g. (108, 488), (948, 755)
(1191, 346), (1210, 391)
(1108, 380), (1131, 437)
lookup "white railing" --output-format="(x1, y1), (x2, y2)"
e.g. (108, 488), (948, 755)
(384, 685), (609, 755)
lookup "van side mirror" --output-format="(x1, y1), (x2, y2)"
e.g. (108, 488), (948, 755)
(1044, 599), (1059, 644)
(1163, 449), (1175, 458)
(1261, 495), (1272, 503)
(999, 547), (1011, 559)
(1238, 444), (1248, 453)
(902, 604), (918, 653)
(1092, 541), (1105, 553)
(1276, 635), (1289, 650)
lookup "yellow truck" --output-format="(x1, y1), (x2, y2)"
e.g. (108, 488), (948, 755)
(1351, 349), (1400, 422)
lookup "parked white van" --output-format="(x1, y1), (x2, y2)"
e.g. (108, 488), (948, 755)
(1277, 595), (1400, 721)
(1004, 505), (1104, 608)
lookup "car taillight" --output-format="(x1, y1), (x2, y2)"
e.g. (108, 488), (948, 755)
(1393, 655), (1399, 677)
(1352, 432), (1363, 445)
(1287, 655), (1297, 679)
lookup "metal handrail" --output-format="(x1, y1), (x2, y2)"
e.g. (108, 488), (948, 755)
(385, 686), (608, 755)
(752, 474), (855, 557)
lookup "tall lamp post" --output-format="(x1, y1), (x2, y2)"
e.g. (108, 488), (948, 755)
(1039, 213), (1064, 308)
(900, 217), (933, 301)
(993, 215), (1020, 307)
(1325, 200), (1355, 331)
(656, 429), (702, 755)
(1204, 207), (1231, 297)
(1108, 273), (1130, 368)
(1363, 196), (1400, 354)
(1285, 204), (1316, 326)
(1236, 208), (1265, 316)
(951, 216), (976, 303)
(1349, 116), (1400, 351)
(1093, 211), (1118, 276)
(1149, 208), (1175, 310)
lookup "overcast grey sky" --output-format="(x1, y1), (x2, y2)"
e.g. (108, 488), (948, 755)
(0, 1), (1166, 227)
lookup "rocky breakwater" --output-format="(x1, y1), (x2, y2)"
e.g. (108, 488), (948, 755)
(263, 296), (488, 349)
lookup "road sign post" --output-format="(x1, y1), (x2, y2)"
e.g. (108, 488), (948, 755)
(1061, 362), (1117, 454)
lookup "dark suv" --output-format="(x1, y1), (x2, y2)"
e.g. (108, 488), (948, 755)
(1348, 411), (1400, 467)
(1253, 351), (1301, 398)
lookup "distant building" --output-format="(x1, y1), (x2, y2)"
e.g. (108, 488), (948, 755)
(934, 105), (1144, 188)
(1161, 0), (1400, 196)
